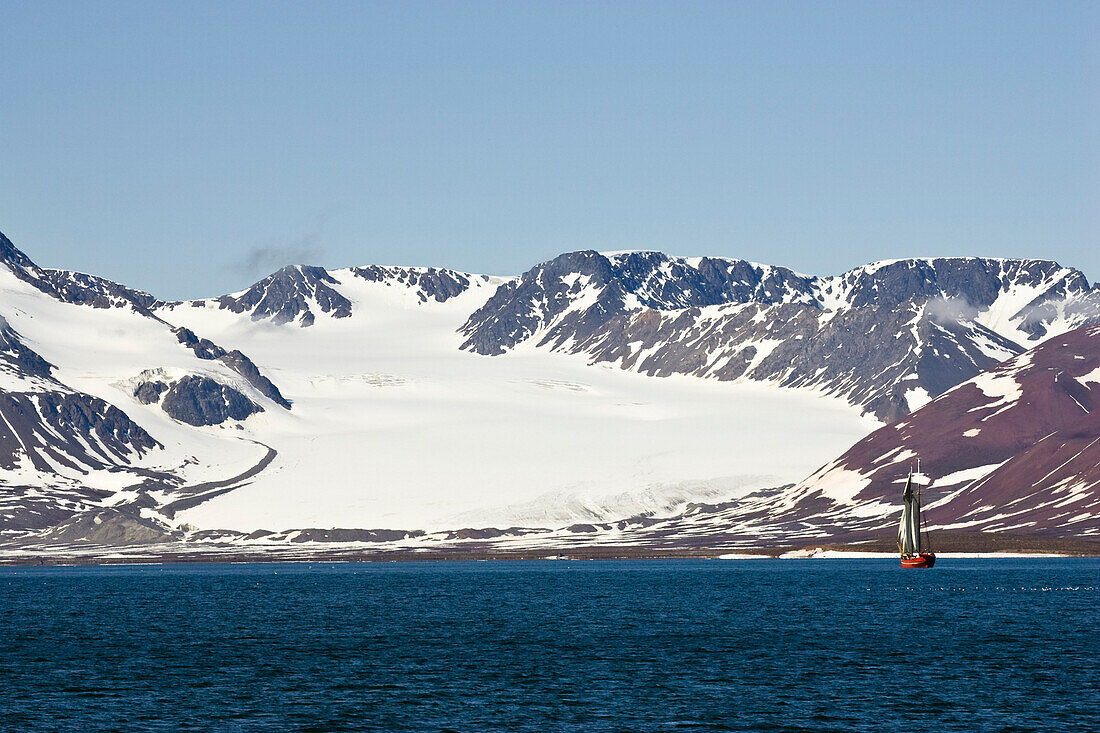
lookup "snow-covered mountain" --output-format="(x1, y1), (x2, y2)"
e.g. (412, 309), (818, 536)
(462, 251), (1100, 421)
(0, 232), (290, 536)
(153, 259), (871, 534)
(0, 229), (1097, 553)
(165, 263), (482, 327)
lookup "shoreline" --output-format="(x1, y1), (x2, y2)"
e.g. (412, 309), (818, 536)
(0, 552), (1088, 568)
(2, 537), (1100, 563)
(2, 532), (1097, 567)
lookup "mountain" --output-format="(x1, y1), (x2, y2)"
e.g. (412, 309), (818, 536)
(163, 263), (486, 327)
(127, 322), (1096, 560)
(566, 321), (1100, 554)
(0, 230), (160, 315)
(2, 233), (865, 541)
(0, 228), (1098, 556)
(776, 322), (1100, 540)
(0, 232), (292, 538)
(462, 251), (1100, 421)
(152, 256), (868, 535)
(0, 317), (165, 533)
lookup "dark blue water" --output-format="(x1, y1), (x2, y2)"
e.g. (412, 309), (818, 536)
(2, 559), (1097, 732)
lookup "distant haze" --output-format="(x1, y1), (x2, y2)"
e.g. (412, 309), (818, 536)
(0, 1), (1096, 300)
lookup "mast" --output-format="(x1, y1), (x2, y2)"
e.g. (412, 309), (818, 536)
(910, 471), (919, 550)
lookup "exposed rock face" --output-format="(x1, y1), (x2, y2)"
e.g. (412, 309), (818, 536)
(0, 230), (35, 269)
(36, 270), (161, 314)
(559, 297), (1022, 422)
(174, 327), (291, 409)
(185, 527), (426, 543)
(174, 327), (224, 360)
(462, 251), (821, 356)
(351, 265), (478, 303)
(461, 251), (1100, 420)
(217, 351), (291, 409)
(441, 526), (550, 540)
(282, 528), (425, 543)
(0, 483), (106, 535)
(0, 390), (161, 472)
(775, 323), (1100, 540)
(187, 262), (483, 328)
(161, 375), (263, 426)
(215, 265), (353, 326)
(0, 230), (160, 316)
(832, 257), (1092, 312)
(133, 380), (168, 404)
(0, 320), (55, 381)
(613, 251), (820, 308)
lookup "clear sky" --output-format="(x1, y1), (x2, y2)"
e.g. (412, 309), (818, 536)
(1, 1), (1096, 299)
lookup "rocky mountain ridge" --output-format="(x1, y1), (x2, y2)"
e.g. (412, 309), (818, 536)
(159, 263), (490, 328)
(461, 251), (1100, 419)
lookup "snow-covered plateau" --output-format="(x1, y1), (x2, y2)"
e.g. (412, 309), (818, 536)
(158, 271), (878, 531)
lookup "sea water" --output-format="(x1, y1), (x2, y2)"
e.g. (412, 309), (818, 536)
(1, 559), (1097, 732)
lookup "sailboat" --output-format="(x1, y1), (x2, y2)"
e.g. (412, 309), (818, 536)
(898, 469), (936, 568)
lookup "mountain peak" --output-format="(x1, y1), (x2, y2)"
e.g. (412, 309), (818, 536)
(212, 264), (350, 327)
(0, 230), (37, 270)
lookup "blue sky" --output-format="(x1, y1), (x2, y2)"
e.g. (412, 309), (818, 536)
(1, 1), (1096, 299)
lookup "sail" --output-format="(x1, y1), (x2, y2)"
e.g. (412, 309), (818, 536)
(897, 474), (921, 555)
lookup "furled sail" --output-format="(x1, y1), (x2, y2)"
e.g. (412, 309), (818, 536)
(898, 473), (921, 555)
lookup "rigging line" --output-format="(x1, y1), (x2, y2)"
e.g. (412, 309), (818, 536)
(920, 485), (933, 553)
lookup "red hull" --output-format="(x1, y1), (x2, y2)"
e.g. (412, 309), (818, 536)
(900, 553), (936, 568)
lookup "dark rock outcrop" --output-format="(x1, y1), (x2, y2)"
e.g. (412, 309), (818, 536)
(174, 327), (224, 360)
(217, 350), (291, 409)
(0, 320), (55, 381)
(183, 527), (428, 543)
(351, 265), (477, 303)
(204, 262), (481, 327)
(0, 230), (160, 316)
(133, 380), (168, 404)
(161, 376), (262, 426)
(0, 483), (108, 535)
(834, 258), (1091, 311)
(0, 229), (36, 269)
(37, 270), (161, 315)
(173, 327), (290, 409)
(216, 265), (352, 326)
(0, 390), (161, 472)
(462, 251), (820, 356)
(282, 528), (426, 543)
(441, 526), (550, 540)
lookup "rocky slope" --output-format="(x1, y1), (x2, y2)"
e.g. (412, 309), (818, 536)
(462, 251), (1099, 420)
(0, 318), (168, 532)
(753, 323), (1100, 541)
(0, 233), (293, 538)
